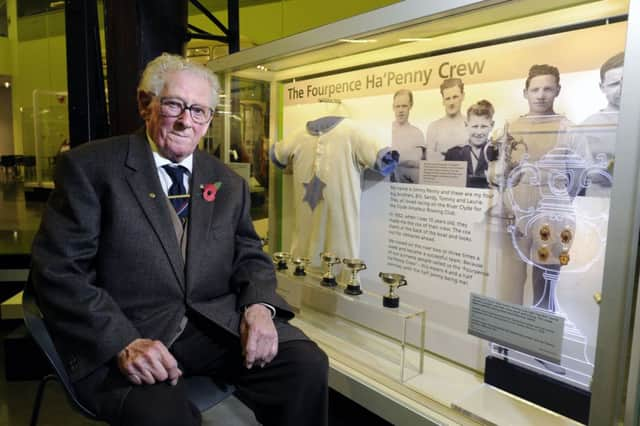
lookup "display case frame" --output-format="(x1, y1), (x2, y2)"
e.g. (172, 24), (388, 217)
(208, 1), (640, 424)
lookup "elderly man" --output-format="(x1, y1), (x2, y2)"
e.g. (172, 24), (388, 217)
(391, 89), (425, 183)
(425, 78), (468, 161)
(30, 53), (328, 426)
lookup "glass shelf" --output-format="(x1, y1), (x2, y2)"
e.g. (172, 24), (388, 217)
(276, 270), (425, 383)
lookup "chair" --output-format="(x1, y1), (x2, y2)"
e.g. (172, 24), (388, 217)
(0, 155), (17, 181)
(13, 155), (24, 181)
(21, 156), (37, 181)
(22, 284), (235, 425)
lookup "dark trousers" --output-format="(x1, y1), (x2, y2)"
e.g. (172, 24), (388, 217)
(76, 318), (329, 426)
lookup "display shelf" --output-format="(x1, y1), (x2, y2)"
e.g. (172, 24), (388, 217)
(451, 384), (583, 426)
(275, 261), (581, 425)
(277, 270), (425, 383)
(292, 313), (582, 426)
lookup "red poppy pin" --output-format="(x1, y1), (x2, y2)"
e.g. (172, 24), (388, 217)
(201, 182), (222, 202)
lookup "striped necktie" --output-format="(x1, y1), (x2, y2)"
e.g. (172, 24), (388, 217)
(162, 165), (190, 221)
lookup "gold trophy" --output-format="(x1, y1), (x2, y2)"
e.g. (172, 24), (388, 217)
(292, 257), (311, 276)
(342, 258), (367, 295)
(378, 272), (408, 308)
(320, 252), (341, 287)
(271, 252), (291, 271)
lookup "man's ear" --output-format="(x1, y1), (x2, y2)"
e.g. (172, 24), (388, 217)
(556, 84), (562, 96)
(137, 91), (153, 120)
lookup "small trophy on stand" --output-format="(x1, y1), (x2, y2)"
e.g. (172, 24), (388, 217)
(292, 257), (311, 276)
(320, 252), (341, 287)
(342, 258), (367, 295)
(378, 272), (408, 308)
(272, 252), (291, 271)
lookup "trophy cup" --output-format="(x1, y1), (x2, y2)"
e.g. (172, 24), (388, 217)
(378, 272), (407, 308)
(271, 252), (291, 271)
(320, 252), (341, 287)
(484, 123), (528, 221)
(292, 257), (311, 276)
(342, 258), (367, 295)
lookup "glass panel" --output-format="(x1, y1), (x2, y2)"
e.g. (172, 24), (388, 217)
(257, 1), (630, 422)
(31, 90), (69, 183)
(0, 1), (8, 37)
(277, 270), (426, 383)
(1, 4), (68, 259)
(18, 8), (68, 187)
(218, 76), (270, 220)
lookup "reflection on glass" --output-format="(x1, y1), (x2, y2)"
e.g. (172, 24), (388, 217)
(213, 77), (270, 220)
(30, 90), (69, 184)
(0, 1), (8, 37)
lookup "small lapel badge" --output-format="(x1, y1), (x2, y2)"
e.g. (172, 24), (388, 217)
(149, 192), (156, 199)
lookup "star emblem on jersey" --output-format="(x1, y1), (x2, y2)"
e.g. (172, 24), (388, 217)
(302, 175), (326, 210)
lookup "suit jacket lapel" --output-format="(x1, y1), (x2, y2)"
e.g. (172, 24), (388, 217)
(124, 132), (186, 290)
(185, 151), (220, 287)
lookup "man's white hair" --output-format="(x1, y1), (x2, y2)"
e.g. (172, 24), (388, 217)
(137, 53), (220, 107)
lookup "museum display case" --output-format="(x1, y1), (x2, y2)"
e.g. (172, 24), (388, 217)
(209, 0), (640, 424)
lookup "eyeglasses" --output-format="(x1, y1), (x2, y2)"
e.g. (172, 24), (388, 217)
(159, 97), (214, 124)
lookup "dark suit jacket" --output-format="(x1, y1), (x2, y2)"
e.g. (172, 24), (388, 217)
(31, 131), (305, 383)
(444, 143), (494, 189)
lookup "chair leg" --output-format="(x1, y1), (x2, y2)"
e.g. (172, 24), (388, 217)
(30, 374), (58, 426)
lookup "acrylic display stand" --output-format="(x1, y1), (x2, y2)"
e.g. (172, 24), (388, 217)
(276, 270), (425, 383)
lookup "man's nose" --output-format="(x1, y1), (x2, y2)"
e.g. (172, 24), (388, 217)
(176, 108), (193, 126)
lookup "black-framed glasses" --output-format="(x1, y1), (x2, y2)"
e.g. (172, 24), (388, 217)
(159, 97), (214, 124)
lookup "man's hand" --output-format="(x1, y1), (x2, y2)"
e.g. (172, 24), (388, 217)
(240, 304), (278, 369)
(117, 338), (182, 386)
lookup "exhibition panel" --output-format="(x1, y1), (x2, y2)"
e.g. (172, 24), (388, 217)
(209, 0), (640, 424)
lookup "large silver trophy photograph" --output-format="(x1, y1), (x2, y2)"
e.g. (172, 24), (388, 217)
(493, 141), (611, 385)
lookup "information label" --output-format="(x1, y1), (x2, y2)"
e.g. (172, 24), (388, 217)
(419, 161), (467, 187)
(468, 293), (564, 363)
